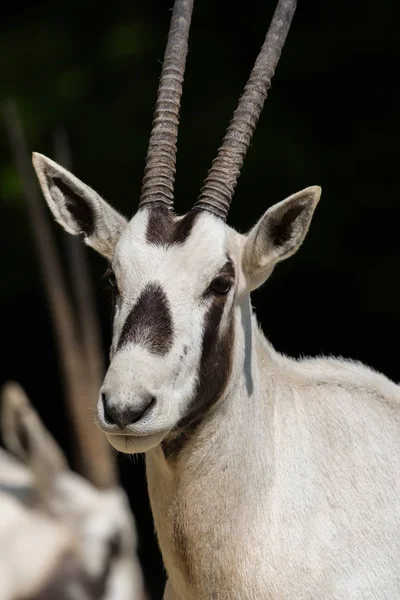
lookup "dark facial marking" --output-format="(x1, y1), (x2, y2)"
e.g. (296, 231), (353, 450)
(146, 205), (199, 246)
(25, 552), (93, 600)
(118, 283), (173, 355)
(51, 176), (95, 237)
(162, 260), (236, 459)
(25, 535), (123, 600)
(0, 483), (35, 508)
(90, 532), (122, 599)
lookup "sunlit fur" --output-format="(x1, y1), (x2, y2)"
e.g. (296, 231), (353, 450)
(34, 152), (400, 599)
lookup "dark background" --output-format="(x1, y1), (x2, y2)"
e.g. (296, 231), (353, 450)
(1, 0), (399, 597)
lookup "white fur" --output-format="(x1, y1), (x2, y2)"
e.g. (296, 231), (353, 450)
(33, 154), (400, 598)
(148, 304), (400, 598)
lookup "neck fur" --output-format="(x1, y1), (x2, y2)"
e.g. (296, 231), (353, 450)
(146, 294), (278, 597)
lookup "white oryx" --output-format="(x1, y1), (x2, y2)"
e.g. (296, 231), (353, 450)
(0, 382), (147, 600)
(32, 0), (400, 597)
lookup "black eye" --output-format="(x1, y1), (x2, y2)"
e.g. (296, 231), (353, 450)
(210, 276), (232, 295)
(103, 267), (118, 292)
(108, 272), (117, 289)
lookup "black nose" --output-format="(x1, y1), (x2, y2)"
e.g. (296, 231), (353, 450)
(101, 393), (155, 428)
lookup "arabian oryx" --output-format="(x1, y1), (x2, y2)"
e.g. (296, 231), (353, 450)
(31, 0), (400, 597)
(0, 382), (147, 600)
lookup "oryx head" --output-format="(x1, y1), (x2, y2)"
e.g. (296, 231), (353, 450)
(33, 0), (319, 455)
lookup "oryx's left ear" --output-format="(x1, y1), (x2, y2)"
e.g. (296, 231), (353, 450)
(0, 382), (68, 480)
(243, 186), (321, 291)
(32, 153), (127, 261)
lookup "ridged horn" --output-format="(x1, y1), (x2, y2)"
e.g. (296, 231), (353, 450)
(138, 0), (194, 211)
(192, 0), (297, 220)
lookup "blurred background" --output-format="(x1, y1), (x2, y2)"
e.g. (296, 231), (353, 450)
(1, 0), (399, 597)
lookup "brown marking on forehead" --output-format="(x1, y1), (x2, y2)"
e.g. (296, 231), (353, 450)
(146, 205), (199, 246)
(162, 260), (236, 460)
(118, 283), (173, 355)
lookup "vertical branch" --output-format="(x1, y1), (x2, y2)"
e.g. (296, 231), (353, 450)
(2, 102), (115, 488)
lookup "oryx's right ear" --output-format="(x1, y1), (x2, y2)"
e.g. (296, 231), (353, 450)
(32, 153), (128, 261)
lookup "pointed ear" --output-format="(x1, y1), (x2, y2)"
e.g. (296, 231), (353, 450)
(1, 382), (68, 490)
(32, 153), (128, 261)
(243, 186), (321, 291)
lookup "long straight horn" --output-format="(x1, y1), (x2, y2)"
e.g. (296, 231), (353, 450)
(193, 0), (297, 220)
(53, 130), (117, 490)
(138, 0), (194, 211)
(3, 104), (115, 488)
